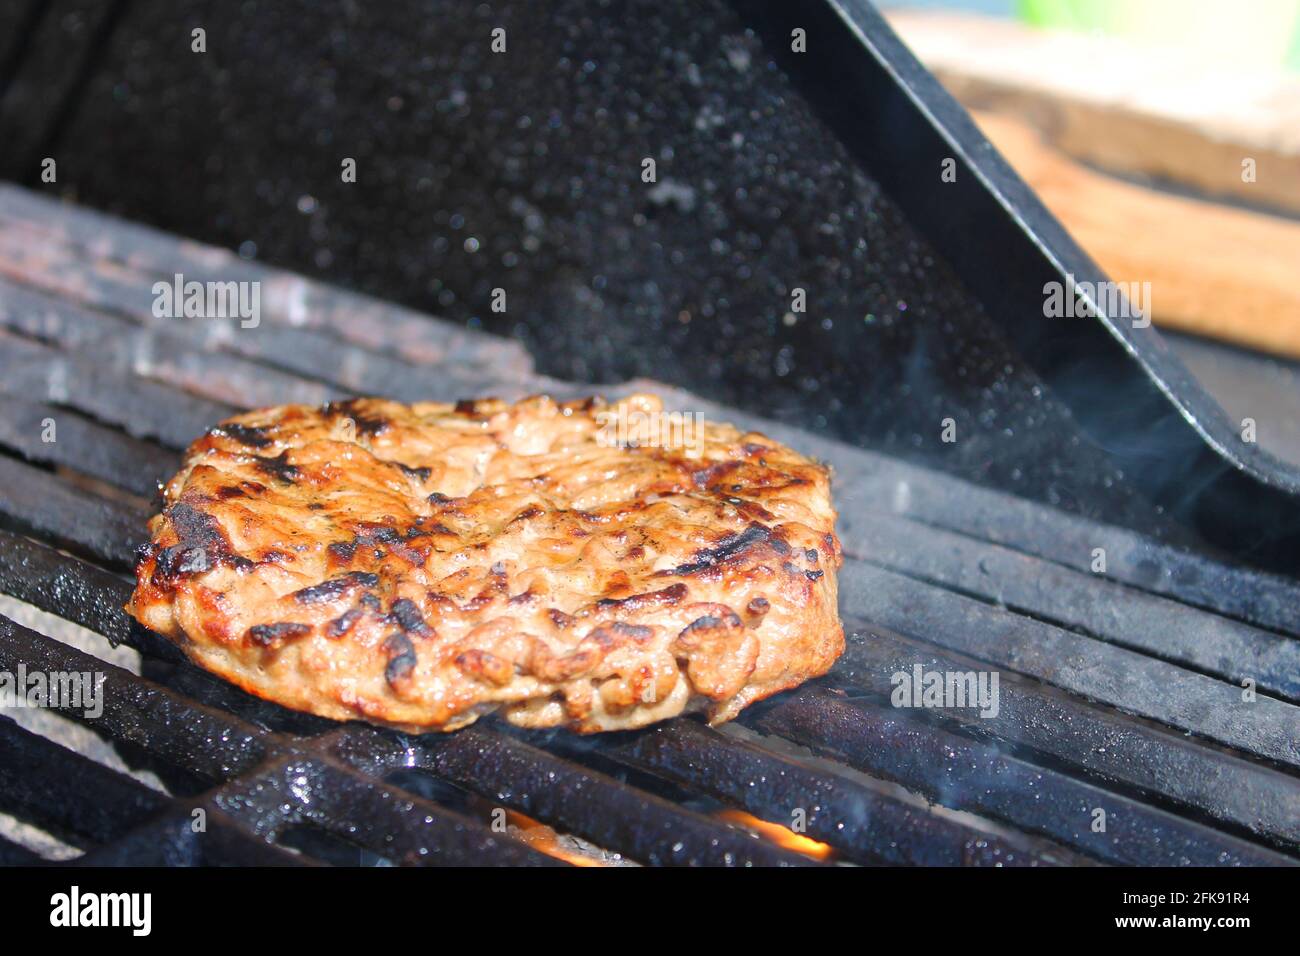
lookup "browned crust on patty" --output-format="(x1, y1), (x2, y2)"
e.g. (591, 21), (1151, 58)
(126, 393), (843, 732)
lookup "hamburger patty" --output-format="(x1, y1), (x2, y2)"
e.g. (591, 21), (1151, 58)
(127, 393), (843, 732)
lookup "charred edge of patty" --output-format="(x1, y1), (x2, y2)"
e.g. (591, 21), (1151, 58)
(152, 502), (253, 582)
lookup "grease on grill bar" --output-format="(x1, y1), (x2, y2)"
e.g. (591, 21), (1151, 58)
(0, 187), (1298, 866)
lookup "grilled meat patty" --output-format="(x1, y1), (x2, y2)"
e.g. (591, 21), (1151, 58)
(127, 393), (843, 732)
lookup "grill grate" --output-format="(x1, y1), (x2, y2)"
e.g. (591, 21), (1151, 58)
(0, 185), (1297, 866)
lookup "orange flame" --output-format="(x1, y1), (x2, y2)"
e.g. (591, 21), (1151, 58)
(505, 810), (610, 867)
(717, 809), (834, 860)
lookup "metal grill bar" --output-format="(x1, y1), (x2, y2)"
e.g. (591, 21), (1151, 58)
(0, 186), (534, 374)
(0, 454), (145, 567)
(0, 716), (169, 847)
(749, 689), (1296, 866)
(0, 257), (488, 411)
(0, 721), (315, 867)
(0, 528), (154, 651)
(840, 562), (1300, 768)
(0, 614), (569, 865)
(841, 459), (1300, 638)
(0, 229), (529, 403)
(0, 395), (178, 497)
(0, 613), (267, 781)
(833, 624), (1300, 850)
(578, 718), (1087, 866)
(0, 330), (234, 449)
(74, 809), (316, 866)
(845, 512), (1300, 701)
(331, 725), (817, 866)
(232, 757), (565, 868)
(0, 273), (340, 409)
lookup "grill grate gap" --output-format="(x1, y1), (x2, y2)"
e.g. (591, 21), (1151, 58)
(0, 809), (80, 862)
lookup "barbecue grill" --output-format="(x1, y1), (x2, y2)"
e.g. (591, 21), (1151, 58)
(1, 186), (1297, 867)
(0, 0), (1298, 869)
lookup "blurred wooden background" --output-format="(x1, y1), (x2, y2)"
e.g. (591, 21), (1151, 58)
(888, 9), (1300, 360)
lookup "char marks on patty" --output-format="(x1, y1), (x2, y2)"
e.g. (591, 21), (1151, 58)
(126, 393), (843, 733)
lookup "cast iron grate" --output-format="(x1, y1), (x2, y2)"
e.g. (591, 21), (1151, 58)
(0, 187), (1297, 866)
